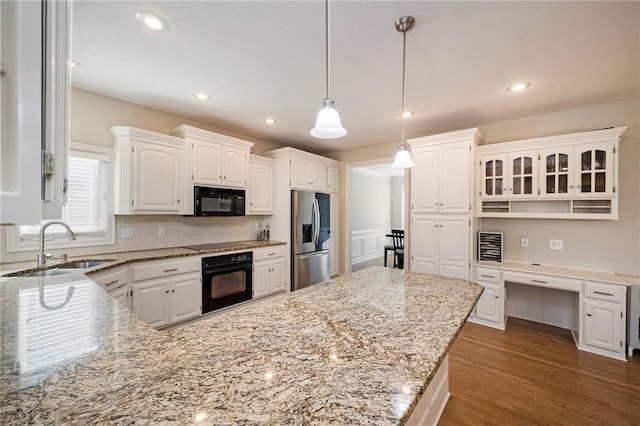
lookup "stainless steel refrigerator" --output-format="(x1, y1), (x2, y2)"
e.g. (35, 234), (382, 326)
(291, 190), (330, 291)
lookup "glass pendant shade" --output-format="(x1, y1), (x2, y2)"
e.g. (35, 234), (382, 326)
(392, 145), (414, 168)
(310, 98), (347, 139)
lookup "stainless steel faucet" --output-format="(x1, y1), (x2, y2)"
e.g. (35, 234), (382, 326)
(37, 221), (77, 267)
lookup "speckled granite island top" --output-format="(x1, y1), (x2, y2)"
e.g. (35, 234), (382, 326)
(0, 266), (482, 425)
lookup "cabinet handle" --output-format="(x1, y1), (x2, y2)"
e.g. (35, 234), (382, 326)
(532, 279), (547, 284)
(480, 274), (495, 279)
(268, 252), (276, 256)
(114, 283), (127, 290)
(587, 313), (592, 317)
(104, 279), (119, 286)
(495, 295), (499, 299)
(164, 268), (178, 273)
(593, 291), (614, 297)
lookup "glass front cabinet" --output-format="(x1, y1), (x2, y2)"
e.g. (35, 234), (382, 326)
(480, 155), (507, 199)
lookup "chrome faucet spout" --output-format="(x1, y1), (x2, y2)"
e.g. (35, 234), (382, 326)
(37, 221), (77, 267)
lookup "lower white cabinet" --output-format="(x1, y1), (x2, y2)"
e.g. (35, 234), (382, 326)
(469, 267), (505, 329)
(88, 265), (132, 311)
(131, 257), (201, 328)
(253, 246), (287, 298)
(581, 281), (626, 359)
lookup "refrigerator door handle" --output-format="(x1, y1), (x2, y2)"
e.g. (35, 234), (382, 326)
(297, 250), (329, 260)
(313, 199), (320, 245)
(311, 200), (317, 245)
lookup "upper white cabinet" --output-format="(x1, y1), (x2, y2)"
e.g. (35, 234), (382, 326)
(327, 166), (340, 194)
(411, 139), (472, 214)
(247, 155), (274, 215)
(477, 127), (625, 219)
(170, 125), (253, 215)
(0, 0), (71, 225)
(111, 127), (184, 215)
(290, 157), (326, 191)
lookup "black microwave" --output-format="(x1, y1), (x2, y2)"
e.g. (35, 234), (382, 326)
(194, 186), (245, 216)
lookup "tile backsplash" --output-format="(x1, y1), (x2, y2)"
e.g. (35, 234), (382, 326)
(0, 215), (265, 264)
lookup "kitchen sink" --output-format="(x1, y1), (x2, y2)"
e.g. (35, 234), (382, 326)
(15, 269), (74, 277)
(59, 259), (114, 269)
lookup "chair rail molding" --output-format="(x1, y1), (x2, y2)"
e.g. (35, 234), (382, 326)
(351, 228), (390, 265)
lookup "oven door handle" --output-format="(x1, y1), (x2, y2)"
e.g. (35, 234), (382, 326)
(203, 263), (252, 276)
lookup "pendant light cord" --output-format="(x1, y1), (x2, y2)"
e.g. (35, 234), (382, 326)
(400, 27), (407, 144)
(325, 0), (330, 99)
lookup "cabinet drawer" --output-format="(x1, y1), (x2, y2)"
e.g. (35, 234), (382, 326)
(132, 257), (200, 282)
(89, 266), (129, 290)
(584, 282), (624, 304)
(475, 267), (501, 284)
(253, 245), (286, 262)
(502, 271), (581, 292)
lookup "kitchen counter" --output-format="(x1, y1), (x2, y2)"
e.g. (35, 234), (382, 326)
(1, 240), (286, 276)
(0, 266), (481, 424)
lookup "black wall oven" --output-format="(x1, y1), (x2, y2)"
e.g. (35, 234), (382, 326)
(194, 186), (245, 216)
(202, 252), (252, 313)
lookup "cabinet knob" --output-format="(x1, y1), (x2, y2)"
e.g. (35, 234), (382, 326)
(224, 176), (227, 179)
(165, 290), (170, 294)
(172, 289), (175, 293)
(219, 176), (222, 179)
(586, 313), (592, 317)
(177, 199), (180, 203)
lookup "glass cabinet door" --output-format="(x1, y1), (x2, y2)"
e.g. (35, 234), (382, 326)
(575, 144), (614, 198)
(508, 153), (537, 198)
(539, 150), (572, 197)
(481, 156), (506, 198)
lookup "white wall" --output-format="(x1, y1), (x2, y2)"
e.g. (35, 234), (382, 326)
(350, 170), (391, 232)
(329, 98), (640, 277)
(390, 176), (404, 229)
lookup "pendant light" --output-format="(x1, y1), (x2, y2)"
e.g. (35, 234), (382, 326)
(310, 0), (347, 139)
(392, 16), (415, 169)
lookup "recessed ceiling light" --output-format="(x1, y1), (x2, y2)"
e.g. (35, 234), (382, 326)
(506, 81), (531, 92)
(135, 11), (169, 32)
(402, 111), (414, 119)
(194, 92), (210, 101)
(262, 117), (278, 125)
(68, 59), (80, 68)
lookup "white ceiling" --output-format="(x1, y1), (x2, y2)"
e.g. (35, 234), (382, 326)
(72, 1), (640, 154)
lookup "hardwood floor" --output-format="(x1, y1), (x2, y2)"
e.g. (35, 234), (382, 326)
(440, 318), (640, 425)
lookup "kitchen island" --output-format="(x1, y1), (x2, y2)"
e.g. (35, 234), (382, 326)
(0, 266), (482, 425)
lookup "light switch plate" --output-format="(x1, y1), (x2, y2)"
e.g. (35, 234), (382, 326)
(550, 239), (563, 250)
(158, 227), (166, 236)
(520, 237), (529, 248)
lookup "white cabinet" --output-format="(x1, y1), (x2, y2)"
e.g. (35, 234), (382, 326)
(411, 214), (470, 279)
(327, 166), (339, 194)
(291, 157), (326, 191)
(468, 267), (505, 329)
(111, 127), (184, 215)
(581, 281), (626, 360)
(247, 155), (274, 215)
(0, 0), (71, 225)
(89, 264), (132, 311)
(412, 140), (471, 214)
(253, 246), (287, 298)
(131, 257), (201, 328)
(477, 128), (625, 219)
(330, 194), (339, 276)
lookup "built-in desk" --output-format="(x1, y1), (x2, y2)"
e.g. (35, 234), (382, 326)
(469, 261), (630, 361)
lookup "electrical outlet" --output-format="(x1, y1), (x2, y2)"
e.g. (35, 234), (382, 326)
(255, 222), (261, 231)
(121, 227), (134, 238)
(550, 239), (563, 250)
(158, 226), (166, 236)
(520, 237), (529, 248)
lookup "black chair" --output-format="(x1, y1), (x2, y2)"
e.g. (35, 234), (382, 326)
(391, 229), (404, 269)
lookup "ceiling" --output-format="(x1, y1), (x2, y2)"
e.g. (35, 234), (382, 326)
(72, 1), (640, 154)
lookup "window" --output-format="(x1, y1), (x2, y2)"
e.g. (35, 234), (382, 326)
(7, 143), (115, 252)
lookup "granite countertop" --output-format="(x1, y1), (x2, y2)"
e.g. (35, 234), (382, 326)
(1, 240), (286, 276)
(0, 266), (482, 425)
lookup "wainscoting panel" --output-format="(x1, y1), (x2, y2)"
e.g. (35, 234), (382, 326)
(352, 228), (390, 266)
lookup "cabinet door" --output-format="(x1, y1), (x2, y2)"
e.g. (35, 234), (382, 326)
(170, 273), (201, 324)
(584, 300), (622, 354)
(507, 152), (537, 198)
(269, 260), (286, 293)
(308, 162), (326, 191)
(474, 282), (502, 323)
(110, 286), (130, 309)
(132, 279), (169, 328)
(539, 149), (573, 198)
(411, 215), (438, 274)
(574, 144), (614, 198)
(221, 146), (248, 188)
(247, 161), (274, 214)
(480, 155), (507, 199)
(438, 216), (470, 279)
(327, 166), (339, 194)
(440, 143), (470, 213)
(133, 140), (183, 213)
(253, 262), (271, 298)
(193, 141), (221, 186)
(412, 148), (439, 214)
(290, 158), (310, 189)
